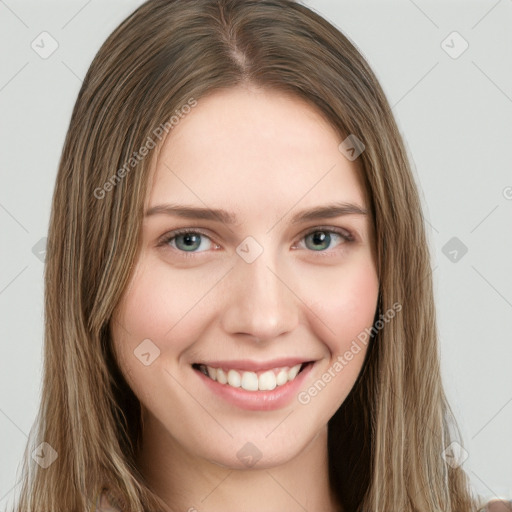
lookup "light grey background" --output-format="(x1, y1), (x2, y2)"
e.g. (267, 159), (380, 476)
(1, 0), (511, 508)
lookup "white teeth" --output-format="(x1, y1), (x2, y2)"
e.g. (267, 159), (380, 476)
(241, 371), (259, 391)
(227, 369), (241, 388)
(276, 369), (288, 386)
(288, 364), (301, 380)
(258, 370), (276, 391)
(216, 368), (228, 384)
(199, 362), (306, 391)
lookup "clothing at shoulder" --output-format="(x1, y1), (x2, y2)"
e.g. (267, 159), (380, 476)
(91, 492), (512, 512)
(481, 499), (512, 512)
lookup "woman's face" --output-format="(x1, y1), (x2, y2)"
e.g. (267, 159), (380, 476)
(111, 85), (379, 469)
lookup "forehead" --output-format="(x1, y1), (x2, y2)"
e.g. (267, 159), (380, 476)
(146, 86), (367, 217)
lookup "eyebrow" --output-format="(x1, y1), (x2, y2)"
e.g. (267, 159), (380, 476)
(145, 201), (367, 225)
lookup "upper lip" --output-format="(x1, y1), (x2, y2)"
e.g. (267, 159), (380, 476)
(193, 357), (314, 372)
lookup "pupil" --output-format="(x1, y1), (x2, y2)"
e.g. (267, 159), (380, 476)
(179, 233), (200, 251)
(308, 231), (330, 251)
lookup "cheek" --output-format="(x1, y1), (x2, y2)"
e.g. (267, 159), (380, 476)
(298, 253), (379, 354)
(112, 247), (379, 375)
(110, 255), (210, 405)
(113, 255), (212, 352)
(109, 247), (380, 461)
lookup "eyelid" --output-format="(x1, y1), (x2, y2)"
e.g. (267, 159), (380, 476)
(156, 227), (218, 253)
(296, 224), (354, 243)
(157, 225), (355, 256)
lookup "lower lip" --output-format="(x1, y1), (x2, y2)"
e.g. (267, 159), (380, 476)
(194, 362), (315, 411)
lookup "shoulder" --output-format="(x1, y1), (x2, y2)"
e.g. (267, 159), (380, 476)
(482, 499), (512, 512)
(92, 489), (124, 512)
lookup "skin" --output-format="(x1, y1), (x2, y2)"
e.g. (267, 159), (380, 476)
(110, 84), (380, 512)
(486, 502), (512, 512)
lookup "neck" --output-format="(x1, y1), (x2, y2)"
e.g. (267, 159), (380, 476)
(136, 415), (342, 512)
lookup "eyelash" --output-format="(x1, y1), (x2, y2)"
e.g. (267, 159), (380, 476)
(157, 226), (355, 259)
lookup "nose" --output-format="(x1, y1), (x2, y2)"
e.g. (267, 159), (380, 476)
(219, 248), (299, 342)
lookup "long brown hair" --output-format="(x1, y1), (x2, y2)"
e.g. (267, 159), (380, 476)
(13, 0), (487, 510)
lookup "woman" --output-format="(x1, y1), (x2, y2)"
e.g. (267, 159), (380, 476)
(13, 0), (503, 510)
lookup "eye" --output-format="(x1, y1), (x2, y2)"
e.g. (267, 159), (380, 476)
(158, 229), (217, 255)
(293, 227), (354, 252)
(157, 226), (354, 258)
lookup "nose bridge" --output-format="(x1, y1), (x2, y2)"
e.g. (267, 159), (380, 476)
(220, 242), (298, 340)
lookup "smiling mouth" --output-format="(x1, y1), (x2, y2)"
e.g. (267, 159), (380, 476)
(192, 361), (313, 392)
